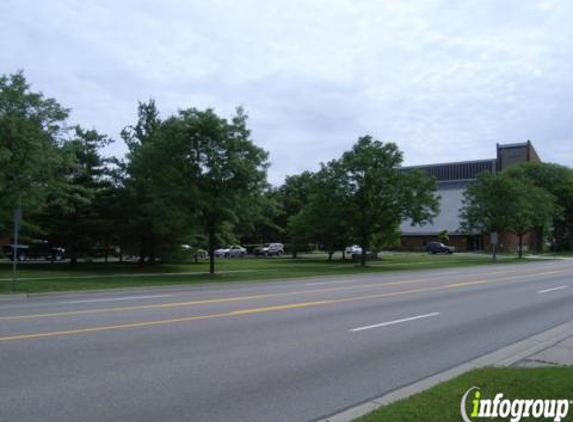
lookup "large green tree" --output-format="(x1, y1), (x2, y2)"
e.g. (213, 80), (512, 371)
(120, 99), (167, 264)
(341, 136), (439, 266)
(37, 126), (112, 264)
(460, 173), (555, 259)
(298, 161), (352, 260)
(503, 162), (573, 251)
(278, 171), (315, 257)
(149, 107), (269, 274)
(0, 71), (69, 232)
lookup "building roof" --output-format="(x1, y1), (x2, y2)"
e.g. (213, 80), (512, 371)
(398, 159), (496, 182)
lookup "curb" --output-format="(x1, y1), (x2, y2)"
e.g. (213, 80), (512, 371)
(0, 293), (28, 301)
(316, 320), (573, 422)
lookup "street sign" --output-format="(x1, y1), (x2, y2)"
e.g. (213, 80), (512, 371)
(490, 232), (498, 245)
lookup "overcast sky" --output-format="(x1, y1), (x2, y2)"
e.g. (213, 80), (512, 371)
(2, 0), (572, 185)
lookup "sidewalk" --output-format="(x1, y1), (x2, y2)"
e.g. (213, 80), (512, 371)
(516, 333), (573, 367)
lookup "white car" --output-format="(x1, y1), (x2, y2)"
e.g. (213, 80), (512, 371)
(214, 245), (247, 258)
(344, 245), (363, 255)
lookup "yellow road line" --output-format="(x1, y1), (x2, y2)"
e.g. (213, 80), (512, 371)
(0, 268), (525, 321)
(0, 270), (567, 342)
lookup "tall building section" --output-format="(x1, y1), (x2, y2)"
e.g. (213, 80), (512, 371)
(400, 141), (541, 252)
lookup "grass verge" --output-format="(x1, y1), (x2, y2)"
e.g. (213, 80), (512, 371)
(353, 367), (573, 422)
(0, 252), (533, 294)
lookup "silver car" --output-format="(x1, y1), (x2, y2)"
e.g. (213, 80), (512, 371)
(214, 245), (247, 258)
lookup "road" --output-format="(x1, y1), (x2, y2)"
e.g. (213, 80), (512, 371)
(1, 260), (572, 422)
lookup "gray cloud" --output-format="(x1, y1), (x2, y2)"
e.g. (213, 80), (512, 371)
(1, 0), (572, 184)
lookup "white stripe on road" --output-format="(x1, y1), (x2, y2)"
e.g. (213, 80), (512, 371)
(305, 279), (356, 286)
(537, 286), (568, 294)
(349, 312), (440, 333)
(57, 294), (174, 304)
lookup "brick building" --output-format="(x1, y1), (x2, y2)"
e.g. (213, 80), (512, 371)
(400, 141), (541, 252)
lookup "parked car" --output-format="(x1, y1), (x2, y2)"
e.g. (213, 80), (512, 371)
(344, 245), (363, 255)
(253, 243), (284, 256)
(2, 240), (65, 261)
(425, 242), (454, 254)
(214, 245), (247, 258)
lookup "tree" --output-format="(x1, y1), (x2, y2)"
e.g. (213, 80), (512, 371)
(341, 136), (439, 266)
(460, 173), (555, 259)
(509, 183), (554, 258)
(0, 71), (69, 281)
(149, 107), (269, 274)
(235, 188), (283, 244)
(299, 161), (351, 260)
(276, 171), (315, 257)
(37, 126), (112, 265)
(438, 230), (449, 244)
(285, 209), (313, 258)
(0, 70), (69, 221)
(120, 99), (165, 265)
(503, 162), (573, 251)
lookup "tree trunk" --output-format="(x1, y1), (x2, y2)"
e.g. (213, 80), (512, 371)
(209, 225), (216, 275)
(69, 229), (77, 267)
(341, 250), (346, 261)
(360, 233), (367, 267)
(518, 233), (523, 258)
(69, 240), (77, 267)
(147, 230), (156, 265)
(148, 245), (155, 265)
(138, 235), (146, 267)
(535, 227), (543, 253)
(104, 238), (109, 264)
(328, 250), (334, 261)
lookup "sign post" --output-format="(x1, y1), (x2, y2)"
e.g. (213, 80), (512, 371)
(12, 207), (21, 292)
(490, 232), (498, 262)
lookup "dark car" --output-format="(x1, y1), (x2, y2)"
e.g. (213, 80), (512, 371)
(253, 243), (284, 257)
(425, 242), (454, 254)
(3, 241), (65, 261)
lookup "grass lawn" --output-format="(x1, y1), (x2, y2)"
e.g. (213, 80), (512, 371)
(539, 251), (573, 258)
(354, 367), (573, 422)
(0, 252), (530, 294)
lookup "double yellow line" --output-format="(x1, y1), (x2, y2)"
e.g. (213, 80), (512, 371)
(0, 268), (523, 322)
(0, 269), (565, 342)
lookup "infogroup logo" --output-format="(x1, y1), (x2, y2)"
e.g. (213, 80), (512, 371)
(461, 386), (571, 422)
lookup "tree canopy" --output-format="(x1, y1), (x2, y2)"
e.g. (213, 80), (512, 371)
(141, 107), (269, 273)
(286, 136), (439, 265)
(0, 71), (69, 210)
(503, 162), (573, 251)
(460, 172), (556, 258)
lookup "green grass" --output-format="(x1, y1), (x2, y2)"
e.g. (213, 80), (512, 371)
(539, 251), (573, 257)
(0, 252), (531, 294)
(354, 367), (573, 422)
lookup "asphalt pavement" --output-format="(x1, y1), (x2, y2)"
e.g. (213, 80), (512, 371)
(1, 260), (572, 422)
